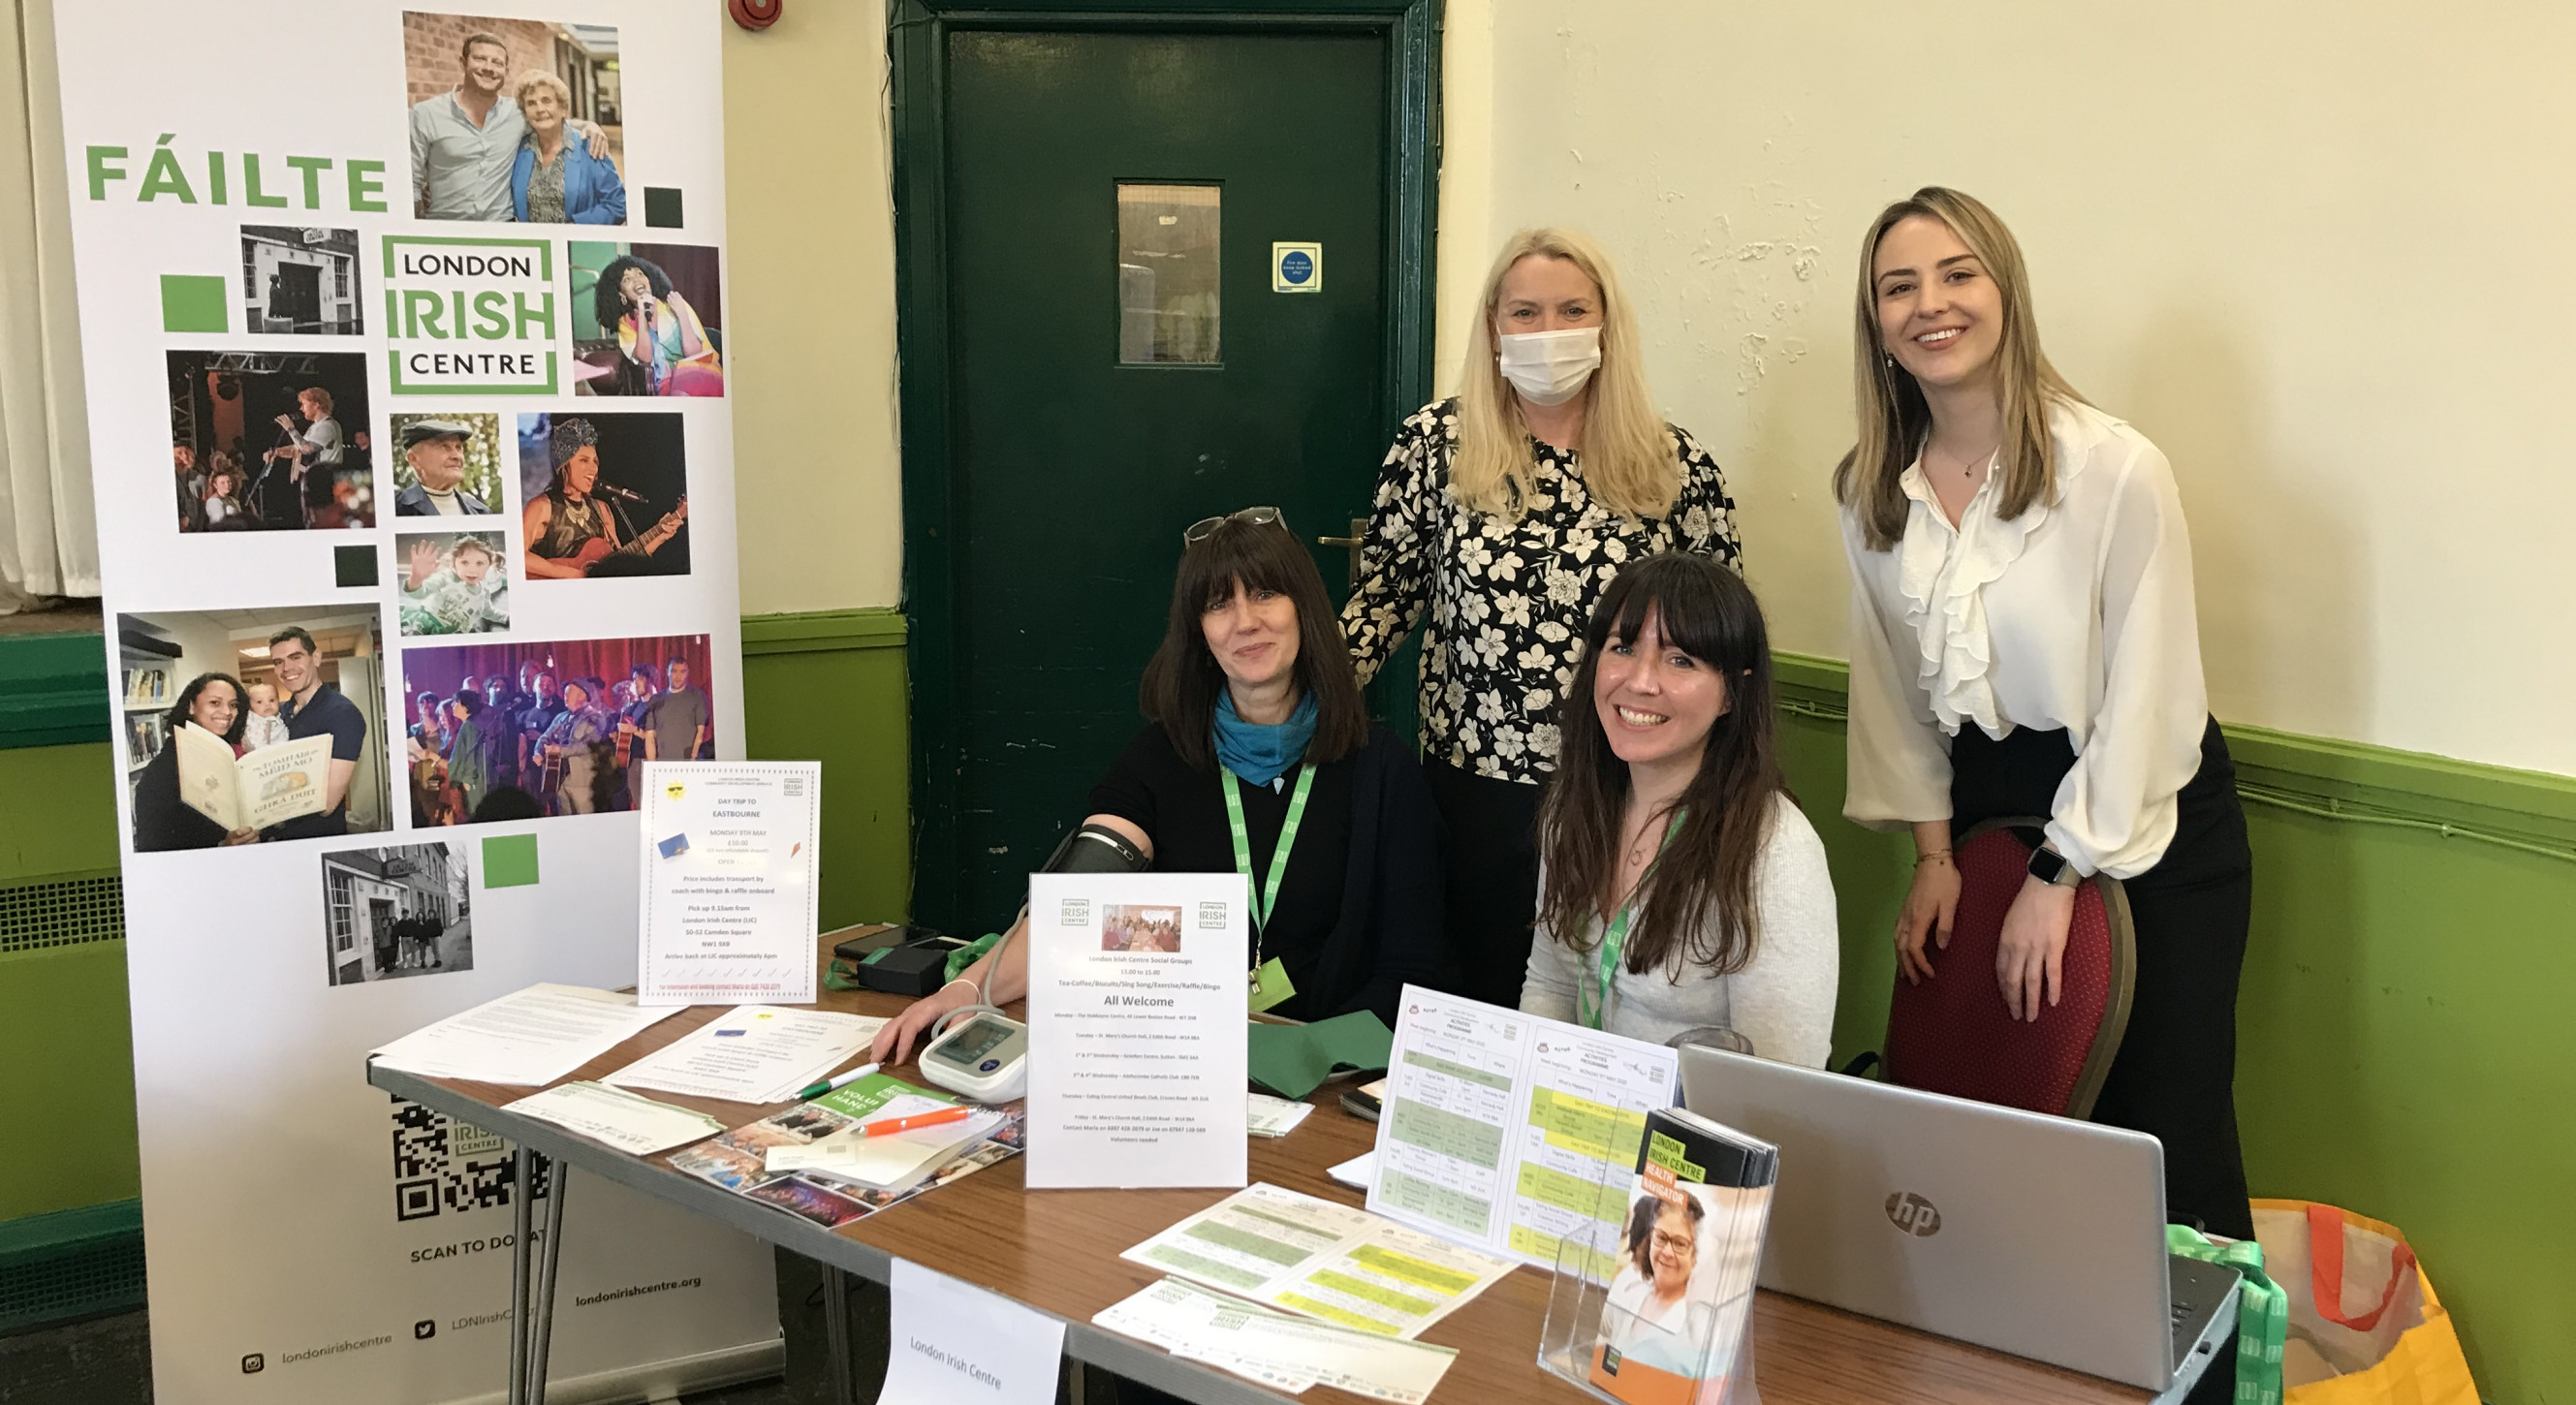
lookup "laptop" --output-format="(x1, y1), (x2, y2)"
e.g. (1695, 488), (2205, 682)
(1677, 1046), (2236, 1395)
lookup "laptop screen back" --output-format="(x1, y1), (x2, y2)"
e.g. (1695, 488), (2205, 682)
(1678, 1046), (2175, 1389)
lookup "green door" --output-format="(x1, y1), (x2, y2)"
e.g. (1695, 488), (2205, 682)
(897, 11), (1435, 933)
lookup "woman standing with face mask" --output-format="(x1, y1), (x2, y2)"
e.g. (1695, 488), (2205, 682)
(1342, 229), (1742, 1009)
(1838, 188), (2253, 1239)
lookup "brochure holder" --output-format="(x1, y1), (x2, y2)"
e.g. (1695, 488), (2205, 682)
(1537, 1109), (1775, 1405)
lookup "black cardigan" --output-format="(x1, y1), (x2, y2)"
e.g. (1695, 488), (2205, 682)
(1087, 721), (1458, 1026)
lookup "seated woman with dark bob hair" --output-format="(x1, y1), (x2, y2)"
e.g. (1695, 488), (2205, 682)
(872, 510), (1458, 1062)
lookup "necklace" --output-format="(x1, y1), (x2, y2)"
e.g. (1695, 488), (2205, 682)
(1930, 438), (1998, 480)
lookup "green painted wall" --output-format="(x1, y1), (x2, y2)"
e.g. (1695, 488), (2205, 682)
(8, 624), (2571, 1399)
(1774, 654), (2573, 1405)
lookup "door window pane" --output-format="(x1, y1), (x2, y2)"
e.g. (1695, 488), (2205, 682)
(1117, 183), (1220, 365)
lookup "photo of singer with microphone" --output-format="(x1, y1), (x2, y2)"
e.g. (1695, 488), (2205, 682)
(516, 411), (692, 580)
(570, 241), (726, 397)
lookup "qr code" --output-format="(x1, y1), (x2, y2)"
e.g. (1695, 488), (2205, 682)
(391, 1095), (547, 1223)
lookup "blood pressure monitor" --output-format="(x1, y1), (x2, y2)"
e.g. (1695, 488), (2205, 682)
(918, 1012), (1027, 1103)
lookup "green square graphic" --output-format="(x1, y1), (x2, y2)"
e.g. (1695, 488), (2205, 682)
(482, 833), (540, 889)
(644, 187), (684, 229)
(159, 274), (227, 333)
(333, 545), (378, 588)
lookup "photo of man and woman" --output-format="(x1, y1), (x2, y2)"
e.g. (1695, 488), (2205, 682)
(570, 242), (725, 396)
(1101, 904), (1184, 953)
(390, 412), (505, 517)
(402, 15), (626, 224)
(399, 634), (714, 825)
(516, 412), (690, 578)
(397, 531), (511, 637)
(240, 228), (363, 335)
(120, 608), (393, 853)
(169, 351), (374, 532)
(323, 842), (473, 986)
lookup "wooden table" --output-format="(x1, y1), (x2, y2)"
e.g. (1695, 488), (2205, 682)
(366, 928), (2153, 1405)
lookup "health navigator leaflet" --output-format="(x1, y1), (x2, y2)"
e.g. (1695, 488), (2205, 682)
(1367, 985), (1680, 1269)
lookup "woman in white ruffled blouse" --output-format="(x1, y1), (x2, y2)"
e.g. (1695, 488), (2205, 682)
(1835, 187), (2253, 1240)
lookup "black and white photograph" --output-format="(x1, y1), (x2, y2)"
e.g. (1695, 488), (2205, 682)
(239, 226), (363, 335)
(322, 841), (473, 985)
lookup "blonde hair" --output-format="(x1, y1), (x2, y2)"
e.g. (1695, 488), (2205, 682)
(515, 70), (572, 112)
(1454, 228), (1681, 521)
(1834, 187), (2086, 551)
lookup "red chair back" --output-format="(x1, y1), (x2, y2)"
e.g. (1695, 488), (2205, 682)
(1883, 819), (2135, 1118)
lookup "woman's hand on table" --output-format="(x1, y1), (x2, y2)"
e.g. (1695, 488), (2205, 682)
(872, 979), (976, 1065)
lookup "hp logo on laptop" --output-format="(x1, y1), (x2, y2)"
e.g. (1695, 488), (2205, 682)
(1885, 1191), (1942, 1236)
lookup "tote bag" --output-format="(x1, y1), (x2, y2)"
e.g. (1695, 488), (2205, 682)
(2249, 1200), (2478, 1405)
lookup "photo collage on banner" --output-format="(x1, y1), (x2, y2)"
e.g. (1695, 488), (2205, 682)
(56, 6), (773, 1402)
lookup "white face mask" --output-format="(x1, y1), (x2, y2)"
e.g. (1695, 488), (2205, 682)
(1496, 327), (1603, 407)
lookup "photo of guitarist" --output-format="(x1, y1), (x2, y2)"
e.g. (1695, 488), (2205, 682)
(522, 416), (687, 579)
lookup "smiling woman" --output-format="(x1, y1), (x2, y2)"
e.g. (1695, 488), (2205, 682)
(867, 512), (1463, 1066)
(1834, 186), (2257, 1241)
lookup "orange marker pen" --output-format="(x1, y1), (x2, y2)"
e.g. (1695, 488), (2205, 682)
(857, 1105), (972, 1138)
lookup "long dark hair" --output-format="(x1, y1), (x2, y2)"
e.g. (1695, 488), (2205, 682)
(1538, 553), (1786, 979)
(166, 672), (247, 747)
(1139, 515), (1367, 772)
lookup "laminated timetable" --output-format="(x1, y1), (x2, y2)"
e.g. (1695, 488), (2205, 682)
(1367, 984), (1681, 1268)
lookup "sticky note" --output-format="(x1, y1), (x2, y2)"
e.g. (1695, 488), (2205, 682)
(482, 833), (540, 889)
(159, 274), (228, 333)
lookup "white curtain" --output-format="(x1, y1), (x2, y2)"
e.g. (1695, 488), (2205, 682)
(0, 0), (96, 609)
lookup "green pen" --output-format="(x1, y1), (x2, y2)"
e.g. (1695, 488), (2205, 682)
(793, 1062), (880, 1102)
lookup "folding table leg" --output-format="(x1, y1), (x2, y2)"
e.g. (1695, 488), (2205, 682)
(508, 1145), (535, 1405)
(527, 1158), (569, 1400)
(822, 1264), (857, 1405)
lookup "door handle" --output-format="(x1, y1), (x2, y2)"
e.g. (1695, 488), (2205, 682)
(1318, 517), (1366, 589)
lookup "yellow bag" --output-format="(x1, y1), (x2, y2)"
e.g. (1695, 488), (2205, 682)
(2248, 1201), (2479, 1405)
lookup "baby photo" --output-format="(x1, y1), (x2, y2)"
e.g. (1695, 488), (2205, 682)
(397, 530), (512, 637)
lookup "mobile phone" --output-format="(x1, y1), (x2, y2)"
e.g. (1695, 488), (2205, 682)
(1339, 1089), (1381, 1122)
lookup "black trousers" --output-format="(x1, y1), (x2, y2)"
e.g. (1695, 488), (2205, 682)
(1950, 718), (2256, 1241)
(1423, 760), (1544, 1010)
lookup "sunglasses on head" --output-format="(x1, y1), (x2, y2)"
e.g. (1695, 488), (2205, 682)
(1183, 506), (1285, 546)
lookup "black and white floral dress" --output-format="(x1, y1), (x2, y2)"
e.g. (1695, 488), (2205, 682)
(1340, 398), (1744, 783)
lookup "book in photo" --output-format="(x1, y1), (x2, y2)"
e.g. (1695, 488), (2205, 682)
(322, 841), (473, 986)
(119, 608), (393, 853)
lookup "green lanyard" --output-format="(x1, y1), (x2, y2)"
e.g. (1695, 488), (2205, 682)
(1579, 809), (1683, 1031)
(2167, 1224), (2287, 1405)
(1222, 764), (1316, 962)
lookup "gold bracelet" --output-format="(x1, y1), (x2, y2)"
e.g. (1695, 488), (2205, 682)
(1915, 849), (1953, 866)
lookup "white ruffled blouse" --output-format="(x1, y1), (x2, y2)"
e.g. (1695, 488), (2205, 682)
(1841, 399), (2211, 879)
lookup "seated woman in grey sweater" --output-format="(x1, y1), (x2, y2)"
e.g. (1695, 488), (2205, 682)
(1521, 554), (1839, 1067)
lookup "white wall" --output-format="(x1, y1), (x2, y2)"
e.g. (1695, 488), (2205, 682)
(1449, 1), (2576, 775)
(722, 2), (903, 616)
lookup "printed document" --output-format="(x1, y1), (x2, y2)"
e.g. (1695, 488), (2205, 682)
(1095, 1277), (1460, 1404)
(501, 1080), (728, 1155)
(1024, 872), (1247, 1189)
(1120, 1182), (1514, 1338)
(637, 761), (822, 1005)
(370, 984), (683, 1086)
(1368, 984), (1680, 1267)
(602, 1006), (884, 1105)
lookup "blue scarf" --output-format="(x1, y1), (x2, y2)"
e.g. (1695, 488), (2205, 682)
(1213, 690), (1317, 787)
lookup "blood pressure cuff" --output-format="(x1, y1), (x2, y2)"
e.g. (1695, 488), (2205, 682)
(1043, 822), (1148, 875)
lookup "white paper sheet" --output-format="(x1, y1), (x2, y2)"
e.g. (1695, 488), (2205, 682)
(369, 984), (685, 1086)
(637, 761), (823, 1006)
(1095, 1277), (1459, 1404)
(881, 1259), (1065, 1405)
(601, 1005), (884, 1105)
(1024, 872), (1248, 1189)
(1368, 984), (1681, 1267)
(1328, 1151), (1376, 1190)
(1247, 1092), (1314, 1139)
(501, 1080), (729, 1156)
(1120, 1183), (1515, 1339)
